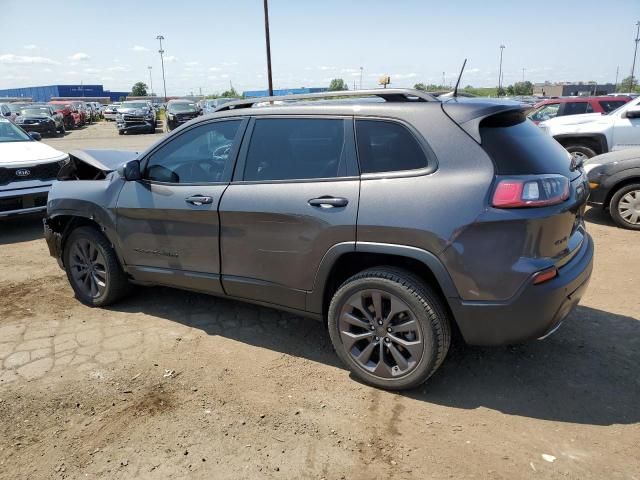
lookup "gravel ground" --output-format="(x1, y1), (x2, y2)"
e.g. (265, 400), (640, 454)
(0, 123), (638, 479)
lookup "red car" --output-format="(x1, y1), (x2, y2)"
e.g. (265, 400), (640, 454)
(49, 101), (83, 129)
(528, 96), (631, 124)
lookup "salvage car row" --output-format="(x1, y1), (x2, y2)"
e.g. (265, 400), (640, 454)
(0, 100), (103, 135)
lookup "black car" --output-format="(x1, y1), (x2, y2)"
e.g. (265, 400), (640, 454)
(586, 148), (640, 230)
(15, 106), (65, 136)
(165, 100), (200, 131)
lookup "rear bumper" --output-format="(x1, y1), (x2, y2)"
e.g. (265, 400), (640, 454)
(450, 233), (594, 346)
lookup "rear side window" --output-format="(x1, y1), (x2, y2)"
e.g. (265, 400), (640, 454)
(599, 100), (626, 113)
(355, 120), (427, 174)
(480, 111), (572, 176)
(243, 118), (348, 181)
(562, 102), (590, 115)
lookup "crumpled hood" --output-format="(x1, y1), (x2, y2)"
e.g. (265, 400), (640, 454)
(69, 149), (139, 172)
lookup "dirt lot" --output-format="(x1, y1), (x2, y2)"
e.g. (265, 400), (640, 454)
(0, 123), (638, 479)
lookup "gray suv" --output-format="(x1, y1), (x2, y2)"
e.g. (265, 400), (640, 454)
(43, 89), (593, 390)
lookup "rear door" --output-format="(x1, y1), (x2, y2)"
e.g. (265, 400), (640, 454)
(116, 118), (246, 293)
(219, 116), (359, 310)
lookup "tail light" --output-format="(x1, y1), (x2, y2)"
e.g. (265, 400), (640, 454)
(492, 175), (569, 208)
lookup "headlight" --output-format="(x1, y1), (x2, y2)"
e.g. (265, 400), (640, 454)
(167, 114), (174, 120)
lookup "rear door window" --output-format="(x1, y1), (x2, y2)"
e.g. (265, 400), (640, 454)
(561, 102), (590, 116)
(599, 100), (626, 113)
(243, 118), (349, 181)
(529, 103), (560, 122)
(355, 120), (428, 173)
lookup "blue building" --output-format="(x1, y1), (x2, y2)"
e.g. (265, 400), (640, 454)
(0, 84), (130, 103)
(242, 87), (328, 98)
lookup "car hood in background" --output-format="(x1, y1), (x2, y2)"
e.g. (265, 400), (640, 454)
(585, 147), (640, 167)
(69, 149), (139, 172)
(0, 141), (67, 166)
(541, 112), (606, 127)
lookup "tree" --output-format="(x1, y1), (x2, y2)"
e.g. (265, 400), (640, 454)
(131, 82), (148, 97)
(328, 78), (348, 91)
(512, 81), (533, 96)
(413, 83), (427, 91)
(220, 86), (240, 98)
(617, 75), (640, 92)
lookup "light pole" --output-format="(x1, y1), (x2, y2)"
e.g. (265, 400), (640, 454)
(522, 67), (525, 83)
(360, 66), (363, 89)
(156, 35), (167, 103)
(630, 21), (640, 90)
(498, 44), (505, 95)
(263, 0), (274, 96)
(147, 66), (153, 99)
(442, 71), (445, 87)
(615, 65), (620, 90)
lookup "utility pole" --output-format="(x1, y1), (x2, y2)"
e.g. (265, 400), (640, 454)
(522, 67), (525, 83)
(360, 66), (363, 89)
(156, 35), (168, 103)
(498, 45), (506, 94)
(147, 66), (153, 99)
(631, 21), (640, 90)
(615, 65), (620, 90)
(442, 71), (445, 87)
(263, 0), (274, 96)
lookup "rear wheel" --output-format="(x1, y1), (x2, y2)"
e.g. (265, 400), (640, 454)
(609, 183), (640, 230)
(63, 226), (130, 307)
(566, 145), (597, 161)
(328, 267), (451, 390)
(58, 124), (65, 136)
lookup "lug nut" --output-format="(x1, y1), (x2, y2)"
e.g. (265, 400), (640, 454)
(377, 320), (383, 326)
(384, 337), (390, 343)
(374, 336), (379, 341)
(387, 327), (392, 332)
(370, 325), (375, 330)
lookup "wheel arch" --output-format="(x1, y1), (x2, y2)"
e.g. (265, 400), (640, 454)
(307, 242), (460, 320)
(603, 171), (640, 209)
(553, 133), (608, 155)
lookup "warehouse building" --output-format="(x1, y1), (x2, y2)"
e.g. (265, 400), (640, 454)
(242, 87), (328, 98)
(532, 82), (616, 97)
(0, 84), (130, 103)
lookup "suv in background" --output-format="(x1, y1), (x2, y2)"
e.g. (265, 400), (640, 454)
(49, 102), (81, 129)
(0, 103), (18, 122)
(165, 99), (200, 131)
(528, 96), (631, 124)
(540, 95), (640, 161)
(43, 89), (593, 390)
(116, 101), (157, 134)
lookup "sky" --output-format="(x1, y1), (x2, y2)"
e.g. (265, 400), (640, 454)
(1, 0), (639, 95)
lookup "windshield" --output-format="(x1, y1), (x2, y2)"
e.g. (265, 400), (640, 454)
(121, 102), (148, 109)
(608, 96), (640, 116)
(169, 103), (197, 113)
(21, 107), (50, 116)
(49, 104), (69, 110)
(0, 119), (32, 142)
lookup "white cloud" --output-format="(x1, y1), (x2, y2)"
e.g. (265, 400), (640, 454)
(84, 68), (100, 74)
(132, 45), (148, 52)
(164, 55), (177, 63)
(318, 65), (335, 71)
(0, 54), (58, 65)
(68, 52), (90, 62)
(393, 73), (418, 80)
(209, 67), (221, 72)
(467, 68), (481, 74)
(185, 61), (200, 67)
(107, 65), (130, 72)
(23, 45), (37, 50)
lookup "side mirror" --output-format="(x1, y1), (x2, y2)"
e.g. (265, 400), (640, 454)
(29, 132), (42, 141)
(624, 107), (640, 119)
(117, 159), (142, 181)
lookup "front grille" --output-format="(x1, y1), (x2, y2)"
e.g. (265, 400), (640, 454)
(0, 162), (61, 185)
(123, 114), (145, 123)
(0, 192), (48, 213)
(177, 114), (197, 122)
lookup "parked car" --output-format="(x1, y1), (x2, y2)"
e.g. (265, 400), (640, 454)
(0, 117), (67, 217)
(43, 89), (593, 390)
(528, 96), (631, 124)
(15, 105), (65, 136)
(165, 99), (199, 131)
(540, 95), (640, 161)
(0, 103), (18, 122)
(103, 103), (121, 121)
(585, 148), (640, 230)
(115, 101), (156, 134)
(201, 98), (234, 114)
(49, 101), (82, 129)
(69, 101), (87, 126)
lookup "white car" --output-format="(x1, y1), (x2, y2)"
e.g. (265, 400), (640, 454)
(540, 96), (640, 161)
(0, 118), (68, 217)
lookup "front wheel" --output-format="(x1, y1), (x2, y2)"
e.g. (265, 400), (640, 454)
(63, 226), (130, 307)
(609, 183), (640, 230)
(327, 267), (451, 390)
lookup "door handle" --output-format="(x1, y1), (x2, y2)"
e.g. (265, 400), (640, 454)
(185, 195), (213, 206)
(308, 196), (349, 208)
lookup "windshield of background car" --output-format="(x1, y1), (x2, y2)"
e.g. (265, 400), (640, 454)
(121, 102), (148, 109)
(21, 108), (50, 116)
(169, 103), (197, 113)
(607, 96), (640, 116)
(528, 103), (561, 122)
(0, 119), (32, 142)
(50, 104), (70, 110)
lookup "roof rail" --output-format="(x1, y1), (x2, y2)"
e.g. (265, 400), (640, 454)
(214, 88), (438, 112)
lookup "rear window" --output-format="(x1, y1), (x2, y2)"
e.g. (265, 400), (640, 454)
(599, 100), (626, 113)
(480, 111), (572, 176)
(355, 120), (427, 174)
(562, 102), (590, 115)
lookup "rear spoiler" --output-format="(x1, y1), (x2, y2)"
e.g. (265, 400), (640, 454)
(440, 98), (527, 143)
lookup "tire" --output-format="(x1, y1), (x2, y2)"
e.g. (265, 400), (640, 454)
(58, 124), (65, 136)
(63, 226), (130, 307)
(118, 130), (124, 135)
(566, 145), (597, 161)
(327, 267), (451, 390)
(609, 183), (640, 230)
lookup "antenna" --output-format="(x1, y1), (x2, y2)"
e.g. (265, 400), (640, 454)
(453, 58), (467, 98)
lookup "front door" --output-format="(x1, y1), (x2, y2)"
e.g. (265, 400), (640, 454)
(612, 107), (640, 150)
(219, 116), (360, 310)
(116, 118), (246, 293)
